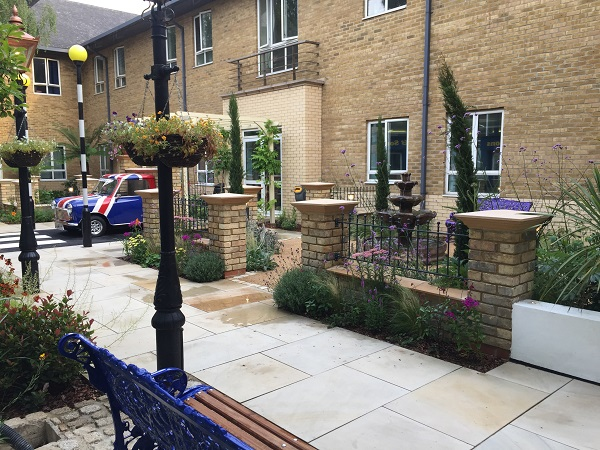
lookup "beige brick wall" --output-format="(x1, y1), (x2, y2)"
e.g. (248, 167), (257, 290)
(2, 0), (597, 222)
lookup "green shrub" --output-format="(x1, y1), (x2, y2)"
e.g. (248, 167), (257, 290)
(0, 289), (94, 415)
(246, 221), (280, 272)
(35, 207), (54, 222)
(37, 189), (64, 204)
(183, 251), (225, 282)
(275, 208), (298, 230)
(273, 268), (337, 318)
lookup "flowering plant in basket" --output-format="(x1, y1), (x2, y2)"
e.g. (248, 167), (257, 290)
(0, 137), (56, 168)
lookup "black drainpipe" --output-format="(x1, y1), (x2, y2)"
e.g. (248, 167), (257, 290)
(172, 20), (188, 111)
(419, 0), (432, 208)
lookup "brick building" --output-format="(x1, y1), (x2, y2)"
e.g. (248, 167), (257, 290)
(4, 0), (599, 217)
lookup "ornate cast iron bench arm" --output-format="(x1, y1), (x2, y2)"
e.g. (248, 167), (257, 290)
(58, 333), (253, 449)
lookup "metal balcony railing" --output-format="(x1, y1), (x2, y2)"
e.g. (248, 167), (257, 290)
(228, 40), (320, 92)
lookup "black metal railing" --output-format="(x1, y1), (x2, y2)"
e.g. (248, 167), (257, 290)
(173, 196), (208, 234)
(228, 40), (320, 92)
(335, 213), (469, 285)
(331, 184), (377, 211)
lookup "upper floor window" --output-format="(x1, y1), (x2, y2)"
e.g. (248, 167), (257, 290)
(114, 47), (126, 88)
(365, 0), (407, 18)
(194, 11), (213, 67)
(94, 56), (105, 94)
(367, 118), (408, 181)
(40, 147), (66, 180)
(166, 26), (177, 67)
(258, 0), (298, 75)
(445, 110), (504, 195)
(32, 57), (60, 95)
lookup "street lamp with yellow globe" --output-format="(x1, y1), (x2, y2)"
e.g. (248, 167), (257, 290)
(68, 44), (92, 247)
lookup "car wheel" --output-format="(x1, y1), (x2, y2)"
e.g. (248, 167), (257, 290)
(90, 216), (108, 237)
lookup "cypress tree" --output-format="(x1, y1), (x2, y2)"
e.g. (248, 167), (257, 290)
(228, 94), (244, 194)
(375, 117), (390, 211)
(438, 59), (477, 262)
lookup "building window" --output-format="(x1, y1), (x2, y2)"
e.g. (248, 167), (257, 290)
(258, 0), (298, 76)
(32, 57), (60, 95)
(194, 11), (213, 67)
(114, 47), (126, 88)
(40, 147), (66, 180)
(99, 145), (111, 175)
(197, 156), (215, 184)
(166, 26), (177, 67)
(445, 110), (503, 195)
(365, 0), (407, 17)
(94, 56), (105, 94)
(367, 118), (408, 181)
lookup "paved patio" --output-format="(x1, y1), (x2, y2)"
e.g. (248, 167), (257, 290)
(3, 222), (600, 449)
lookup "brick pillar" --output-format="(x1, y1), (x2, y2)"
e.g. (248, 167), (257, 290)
(115, 155), (137, 173)
(136, 189), (161, 245)
(301, 182), (335, 200)
(292, 199), (358, 269)
(454, 210), (552, 353)
(200, 193), (253, 277)
(243, 185), (261, 220)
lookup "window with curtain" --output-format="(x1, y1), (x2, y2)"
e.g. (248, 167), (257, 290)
(32, 57), (61, 95)
(365, 0), (407, 18)
(367, 118), (409, 181)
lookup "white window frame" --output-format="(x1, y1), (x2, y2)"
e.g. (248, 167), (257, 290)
(257, 0), (298, 76)
(32, 57), (61, 96)
(367, 118), (409, 181)
(194, 11), (213, 67)
(40, 146), (66, 180)
(197, 157), (215, 185)
(114, 47), (126, 89)
(166, 26), (177, 68)
(445, 109), (504, 196)
(364, 0), (407, 18)
(94, 56), (105, 95)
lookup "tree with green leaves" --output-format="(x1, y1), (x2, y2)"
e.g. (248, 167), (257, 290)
(228, 94), (244, 194)
(375, 117), (390, 211)
(1, 0), (56, 46)
(253, 120), (280, 223)
(0, 24), (28, 118)
(438, 58), (477, 262)
(56, 125), (105, 161)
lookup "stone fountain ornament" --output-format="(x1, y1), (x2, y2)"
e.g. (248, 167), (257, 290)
(379, 172), (437, 229)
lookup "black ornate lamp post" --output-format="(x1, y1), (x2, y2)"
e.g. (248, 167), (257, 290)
(147, 0), (185, 370)
(8, 6), (40, 291)
(68, 45), (91, 247)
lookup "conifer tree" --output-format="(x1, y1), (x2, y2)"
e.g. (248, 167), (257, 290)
(375, 117), (390, 211)
(228, 94), (244, 194)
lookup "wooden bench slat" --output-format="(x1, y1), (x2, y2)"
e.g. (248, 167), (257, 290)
(192, 390), (315, 450)
(186, 398), (274, 450)
(205, 390), (316, 450)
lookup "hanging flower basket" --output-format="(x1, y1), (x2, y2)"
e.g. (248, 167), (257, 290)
(2, 150), (44, 168)
(159, 134), (204, 168)
(124, 143), (158, 167)
(0, 138), (56, 168)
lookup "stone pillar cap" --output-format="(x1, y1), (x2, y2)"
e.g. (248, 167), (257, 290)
(454, 210), (552, 231)
(292, 199), (358, 214)
(200, 193), (254, 205)
(301, 182), (335, 190)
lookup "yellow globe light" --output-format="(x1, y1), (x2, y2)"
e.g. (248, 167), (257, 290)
(68, 44), (88, 63)
(19, 73), (30, 87)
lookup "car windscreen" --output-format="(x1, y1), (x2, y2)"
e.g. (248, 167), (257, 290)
(94, 178), (117, 195)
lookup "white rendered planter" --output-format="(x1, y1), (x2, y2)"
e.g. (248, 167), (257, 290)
(512, 300), (600, 383)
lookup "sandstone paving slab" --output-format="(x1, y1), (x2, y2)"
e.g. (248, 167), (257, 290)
(88, 303), (155, 334)
(96, 322), (213, 360)
(313, 407), (471, 450)
(186, 301), (288, 334)
(248, 315), (330, 343)
(263, 327), (392, 375)
(243, 365), (408, 442)
(511, 380), (600, 449)
(487, 362), (571, 394)
(346, 345), (460, 391)
(184, 286), (272, 312)
(125, 351), (157, 370)
(386, 367), (549, 445)
(476, 424), (578, 449)
(184, 327), (286, 373)
(196, 353), (309, 402)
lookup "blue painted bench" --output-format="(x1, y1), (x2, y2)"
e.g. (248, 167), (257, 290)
(446, 198), (533, 234)
(58, 333), (315, 450)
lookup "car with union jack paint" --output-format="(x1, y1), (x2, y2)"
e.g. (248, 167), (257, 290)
(51, 173), (156, 237)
